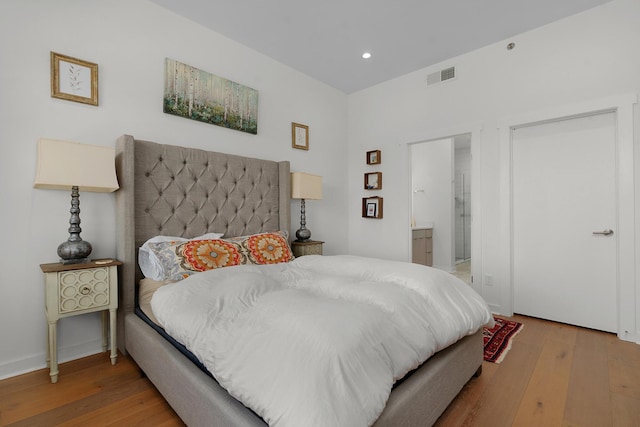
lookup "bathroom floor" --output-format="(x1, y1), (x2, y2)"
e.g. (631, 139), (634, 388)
(453, 259), (471, 284)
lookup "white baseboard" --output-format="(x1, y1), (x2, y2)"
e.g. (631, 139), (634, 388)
(0, 338), (105, 380)
(617, 329), (640, 344)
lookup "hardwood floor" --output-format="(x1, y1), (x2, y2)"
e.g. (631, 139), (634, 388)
(1, 315), (639, 426)
(435, 314), (640, 427)
(0, 352), (184, 427)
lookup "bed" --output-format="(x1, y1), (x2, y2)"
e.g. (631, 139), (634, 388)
(115, 134), (491, 427)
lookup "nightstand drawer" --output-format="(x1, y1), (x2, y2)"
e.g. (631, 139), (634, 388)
(58, 267), (110, 313)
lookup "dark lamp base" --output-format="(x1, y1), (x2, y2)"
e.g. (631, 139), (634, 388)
(57, 239), (92, 265)
(295, 227), (311, 241)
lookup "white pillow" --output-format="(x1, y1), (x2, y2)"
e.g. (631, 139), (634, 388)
(139, 232), (224, 280)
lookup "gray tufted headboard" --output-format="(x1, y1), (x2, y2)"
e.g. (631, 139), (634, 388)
(114, 134), (290, 352)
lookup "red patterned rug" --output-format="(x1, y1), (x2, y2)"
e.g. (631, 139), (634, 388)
(483, 317), (523, 363)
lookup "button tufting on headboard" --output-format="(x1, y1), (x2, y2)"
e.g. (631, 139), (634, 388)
(115, 135), (291, 354)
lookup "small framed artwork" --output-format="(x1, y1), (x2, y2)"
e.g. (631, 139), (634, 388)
(292, 122), (309, 150)
(366, 150), (381, 165)
(362, 196), (383, 219)
(50, 52), (98, 106)
(364, 172), (382, 190)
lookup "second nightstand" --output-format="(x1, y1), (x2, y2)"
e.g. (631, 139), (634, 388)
(40, 259), (121, 383)
(291, 240), (324, 257)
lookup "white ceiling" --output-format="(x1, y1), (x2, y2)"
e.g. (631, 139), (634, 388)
(149, 0), (613, 94)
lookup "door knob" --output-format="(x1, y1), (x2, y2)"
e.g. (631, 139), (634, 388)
(592, 229), (614, 236)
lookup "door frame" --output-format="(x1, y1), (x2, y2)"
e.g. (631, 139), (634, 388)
(497, 93), (637, 342)
(404, 122), (483, 295)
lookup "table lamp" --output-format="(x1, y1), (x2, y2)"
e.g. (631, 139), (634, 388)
(34, 138), (119, 264)
(290, 172), (322, 241)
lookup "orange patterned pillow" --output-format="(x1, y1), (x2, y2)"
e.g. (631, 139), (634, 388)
(181, 239), (242, 271)
(243, 232), (295, 264)
(147, 231), (294, 281)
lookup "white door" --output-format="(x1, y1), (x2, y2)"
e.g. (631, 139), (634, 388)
(512, 111), (617, 332)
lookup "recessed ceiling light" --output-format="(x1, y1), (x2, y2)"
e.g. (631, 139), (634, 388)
(362, 52), (372, 59)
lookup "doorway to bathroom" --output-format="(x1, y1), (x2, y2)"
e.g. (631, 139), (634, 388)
(410, 133), (472, 284)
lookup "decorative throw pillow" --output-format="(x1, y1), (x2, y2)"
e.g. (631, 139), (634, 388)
(179, 238), (243, 272)
(146, 231), (294, 281)
(138, 232), (224, 280)
(234, 231), (295, 265)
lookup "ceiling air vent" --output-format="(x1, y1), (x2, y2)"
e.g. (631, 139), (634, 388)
(426, 66), (456, 86)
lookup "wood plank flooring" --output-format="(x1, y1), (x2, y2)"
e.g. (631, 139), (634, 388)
(1, 314), (639, 426)
(435, 315), (640, 427)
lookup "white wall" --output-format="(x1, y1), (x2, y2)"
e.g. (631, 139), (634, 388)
(0, 0), (348, 379)
(411, 139), (454, 271)
(347, 0), (640, 334)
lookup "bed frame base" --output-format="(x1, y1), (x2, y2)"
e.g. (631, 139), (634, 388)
(373, 330), (482, 427)
(126, 314), (267, 426)
(126, 311), (481, 427)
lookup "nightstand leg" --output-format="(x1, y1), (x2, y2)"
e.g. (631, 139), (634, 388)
(109, 308), (117, 365)
(46, 321), (50, 368)
(101, 311), (108, 352)
(48, 321), (58, 383)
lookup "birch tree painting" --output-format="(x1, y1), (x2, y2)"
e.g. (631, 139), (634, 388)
(164, 58), (259, 135)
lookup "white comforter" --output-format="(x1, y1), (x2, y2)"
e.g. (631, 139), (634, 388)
(151, 255), (493, 427)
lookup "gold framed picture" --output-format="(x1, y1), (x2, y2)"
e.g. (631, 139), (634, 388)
(291, 122), (309, 150)
(51, 52), (98, 106)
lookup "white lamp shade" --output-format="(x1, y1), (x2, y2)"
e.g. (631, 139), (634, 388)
(34, 138), (119, 193)
(291, 172), (322, 200)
